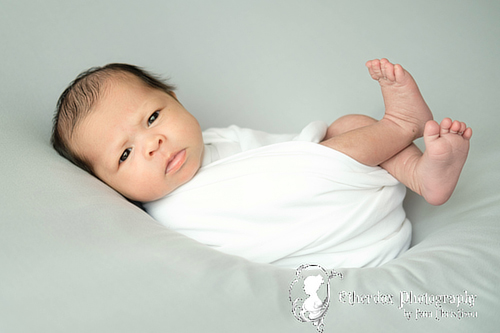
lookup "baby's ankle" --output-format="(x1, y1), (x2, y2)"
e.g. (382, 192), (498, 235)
(380, 116), (420, 142)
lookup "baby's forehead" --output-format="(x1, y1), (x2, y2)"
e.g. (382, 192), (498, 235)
(106, 73), (169, 103)
(70, 74), (135, 144)
(103, 72), (145, 91)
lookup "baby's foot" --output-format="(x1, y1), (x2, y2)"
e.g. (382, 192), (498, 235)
(415, 118), (472, 205)
(366, 58), (433, 139)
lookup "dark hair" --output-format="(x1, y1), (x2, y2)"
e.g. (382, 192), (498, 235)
(51, 63), (176, 175)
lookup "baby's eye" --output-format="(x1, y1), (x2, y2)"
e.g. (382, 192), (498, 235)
(148, 111), (160, 126)
(120, 148), (132, 163)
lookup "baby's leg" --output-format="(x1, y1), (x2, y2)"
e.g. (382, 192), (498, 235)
(381, 119), (472, 205)
(324, 114), (380, 139)
(365, 58), (433, 138)
(325, 115), (472, 205)
(321, 59), (433, 166)
(326, 114), (424, 186)
(320, 119), (416, 166)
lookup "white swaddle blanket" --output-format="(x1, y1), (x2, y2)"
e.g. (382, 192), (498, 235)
(145, 123), (411, 268)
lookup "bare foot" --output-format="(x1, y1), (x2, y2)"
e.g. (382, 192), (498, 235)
(415, 118), (472, 205)
(366, 58), (433, 139)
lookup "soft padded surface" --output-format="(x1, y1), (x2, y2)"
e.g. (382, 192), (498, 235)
(1, 1), (499, 332)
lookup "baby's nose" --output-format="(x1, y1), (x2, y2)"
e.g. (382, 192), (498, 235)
(146, 136), (164, 157)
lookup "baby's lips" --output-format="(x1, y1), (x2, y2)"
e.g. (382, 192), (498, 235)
(166, 149), (186, 174)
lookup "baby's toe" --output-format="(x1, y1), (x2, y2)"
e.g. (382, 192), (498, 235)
(463, 127), (473, 140)
(449, 120), (462, 134)
(424, 120), (441, 139)
(440, 118), (452, 134)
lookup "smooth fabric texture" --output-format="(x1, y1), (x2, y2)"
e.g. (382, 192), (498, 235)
(146, 138), (411, 268)
(201, 121), (329, 165)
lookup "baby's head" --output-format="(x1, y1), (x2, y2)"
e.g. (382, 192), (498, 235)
(52, 64), (204, 202)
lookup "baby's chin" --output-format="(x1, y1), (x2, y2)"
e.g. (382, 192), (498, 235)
(125, 161), (202, 202)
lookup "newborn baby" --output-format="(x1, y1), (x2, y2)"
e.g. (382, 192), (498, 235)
(52, 59), (472, 267)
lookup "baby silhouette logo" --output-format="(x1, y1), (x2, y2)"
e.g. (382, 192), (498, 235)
(289, 264), (343, 332)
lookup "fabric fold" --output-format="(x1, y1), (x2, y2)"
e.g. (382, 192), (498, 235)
(145, 141), (411, 268)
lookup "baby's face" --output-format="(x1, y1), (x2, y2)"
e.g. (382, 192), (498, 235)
(71, 75), (204, 202)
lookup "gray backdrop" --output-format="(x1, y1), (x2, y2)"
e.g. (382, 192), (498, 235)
(1, 1), (499, 332)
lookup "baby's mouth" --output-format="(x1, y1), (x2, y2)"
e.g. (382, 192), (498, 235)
(165, 149), (187, 174)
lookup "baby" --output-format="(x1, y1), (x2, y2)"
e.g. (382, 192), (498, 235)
(52, 59), (472, 267)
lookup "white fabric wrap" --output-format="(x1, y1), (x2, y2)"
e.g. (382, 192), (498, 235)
(145, 122), (411, 268)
